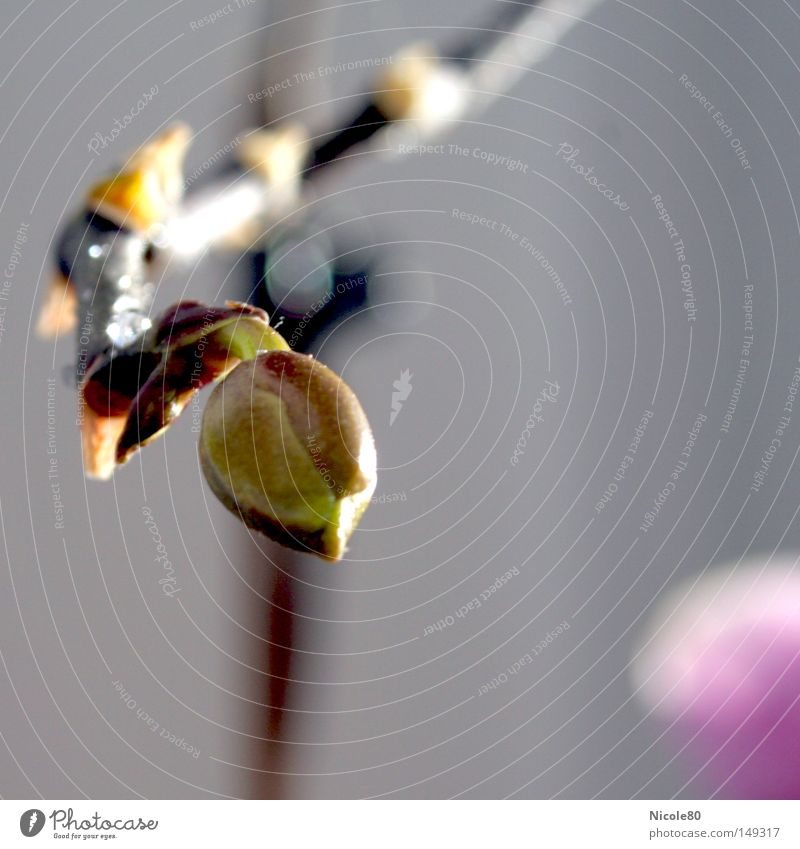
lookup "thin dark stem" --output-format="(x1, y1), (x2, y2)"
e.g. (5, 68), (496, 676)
(247, 555), (296, 799)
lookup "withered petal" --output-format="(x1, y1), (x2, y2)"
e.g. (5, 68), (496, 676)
(115, 337), (241, 464)
(78, 299), (288, 474)
(81, 347), (161, 418)
(114, 302), (287, 465)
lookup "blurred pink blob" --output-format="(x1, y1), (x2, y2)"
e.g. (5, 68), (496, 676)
(632, 559), (800, 798)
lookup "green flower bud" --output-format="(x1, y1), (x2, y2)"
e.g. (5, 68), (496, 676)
(199, 351), (377, 561)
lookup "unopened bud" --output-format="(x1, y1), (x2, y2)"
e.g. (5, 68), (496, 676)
(199, 351), (376, 561)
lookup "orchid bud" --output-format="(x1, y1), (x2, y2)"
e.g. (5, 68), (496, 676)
(199, 351), (376, 561)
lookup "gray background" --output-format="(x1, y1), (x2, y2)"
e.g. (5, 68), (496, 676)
(1, 0), (799, 798)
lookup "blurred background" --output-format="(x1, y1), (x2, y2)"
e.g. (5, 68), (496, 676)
(1, 0), (800, 799)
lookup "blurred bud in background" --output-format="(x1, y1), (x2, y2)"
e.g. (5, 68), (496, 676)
(632, 557), (800, 799)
